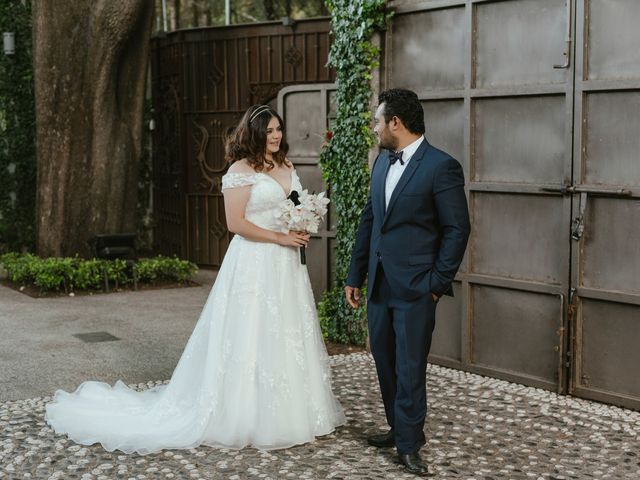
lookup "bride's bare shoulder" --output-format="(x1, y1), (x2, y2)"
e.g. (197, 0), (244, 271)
(227, 159), (257, 175)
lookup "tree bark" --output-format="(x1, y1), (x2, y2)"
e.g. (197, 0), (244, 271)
(173, 0), (181, 29)
(264, 0), (277, 20)
(191, 0), (200, 27)
(33, 0), (154, 257)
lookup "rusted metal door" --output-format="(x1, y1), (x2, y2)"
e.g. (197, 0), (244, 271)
(385, 0), (640, 409)
(151, 19), (335, 267)
(568, 0), (640, 410)
(277, 84), (336, 302)
(386, 0), (575, 392)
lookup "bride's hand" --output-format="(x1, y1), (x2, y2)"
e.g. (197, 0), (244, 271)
(277, 231), (310, 247)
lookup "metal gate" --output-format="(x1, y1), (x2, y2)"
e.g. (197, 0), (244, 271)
(385, 0), (640, 409)
(569, 0), (640, 409)
(151, 19), (335, 267)
(277, 84), (336, 302)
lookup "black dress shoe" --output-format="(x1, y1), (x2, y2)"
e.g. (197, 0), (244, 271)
(398, 452), (429, 476)
(367, 429), (395, 448)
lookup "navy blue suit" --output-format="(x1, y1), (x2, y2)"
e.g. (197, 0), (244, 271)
(347, 137), (470, 454)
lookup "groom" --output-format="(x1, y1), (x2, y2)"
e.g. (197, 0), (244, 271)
(345, 88), (470, 476)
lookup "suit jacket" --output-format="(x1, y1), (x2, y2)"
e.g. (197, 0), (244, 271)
(347, 137), (470, 301)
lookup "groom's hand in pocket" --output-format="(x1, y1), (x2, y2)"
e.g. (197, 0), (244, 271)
(344, 286), (362, 309)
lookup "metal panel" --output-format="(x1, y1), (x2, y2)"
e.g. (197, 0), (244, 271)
(305, 237), (325, 303)
(586, 0), (640, 80)
(421, 100), (465, 166)
(296, 163), (328, 302)
(429, 282), (463, 366)
(584, 92), (640, 187)
(581, 198), (640, 294)
(278, 84), (336, 303)
(471, 285), (561, 387)
(475, 0), (568, 88)
(284, 91), (325, 158)
(570, 0), (640, 410)
(389, 7), (466, 92)
(473, 96), (565, 184)
(468, 0), (574, 393)
(472, 193), (565, 284)
(421, 99), (469, 273)
(576, 299), (640, 404)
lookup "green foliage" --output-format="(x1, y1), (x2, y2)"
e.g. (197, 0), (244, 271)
(135, 256), (198, 283)
(317, 0), (389, 345)
(0, 1), (36, 252)
(70, 259), (105, 290)
(153, 0), (329, 30)
(0, 253), (198, 294)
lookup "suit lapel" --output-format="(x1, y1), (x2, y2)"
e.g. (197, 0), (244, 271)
(382, 138), (429, 225)
(380, 155), (391, 217)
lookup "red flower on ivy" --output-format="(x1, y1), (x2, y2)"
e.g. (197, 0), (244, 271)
(320, 130), (334, 149)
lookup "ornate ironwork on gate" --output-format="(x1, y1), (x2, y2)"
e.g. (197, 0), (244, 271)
(150, 19), (335, 267)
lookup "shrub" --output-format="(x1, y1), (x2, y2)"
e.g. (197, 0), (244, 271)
(0, 253), (198, 294)
(134, 256), (198, 284)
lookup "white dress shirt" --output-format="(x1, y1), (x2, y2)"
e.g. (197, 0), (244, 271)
(385, 136), (424, 208)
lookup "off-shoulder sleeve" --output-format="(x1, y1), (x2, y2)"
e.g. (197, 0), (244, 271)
(221, 173), (257, 191)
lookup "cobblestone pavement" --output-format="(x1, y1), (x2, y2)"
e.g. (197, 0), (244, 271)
(1, 353), (639, 480)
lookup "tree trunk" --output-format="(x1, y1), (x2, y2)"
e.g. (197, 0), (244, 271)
(191, 1), (200, 27)
(33, 0), (154, 258)
(173, 0), (181, 29)
(264, 0), (277, 20)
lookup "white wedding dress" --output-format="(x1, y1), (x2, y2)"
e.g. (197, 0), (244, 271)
(45, 170), (346, 454)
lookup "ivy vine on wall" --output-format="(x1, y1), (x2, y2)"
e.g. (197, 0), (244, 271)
(0, 1), (36, 253)
(318, 0), (389, 345)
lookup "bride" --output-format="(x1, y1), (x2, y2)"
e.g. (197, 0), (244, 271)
(45, 104), (346, 454)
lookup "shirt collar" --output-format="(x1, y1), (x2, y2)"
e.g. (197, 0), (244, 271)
(398, 136), (424, 164)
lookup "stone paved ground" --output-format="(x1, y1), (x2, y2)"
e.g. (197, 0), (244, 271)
(1, 353), (640, 480)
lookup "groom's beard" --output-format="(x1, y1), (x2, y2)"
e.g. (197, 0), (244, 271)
(376, 131), (396, 151)
(378, 138), (398, 151)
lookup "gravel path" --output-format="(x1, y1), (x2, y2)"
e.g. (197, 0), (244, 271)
(2, 353), (639, 479)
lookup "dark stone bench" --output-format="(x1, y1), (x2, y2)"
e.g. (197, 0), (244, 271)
(88, 233), (138, 292)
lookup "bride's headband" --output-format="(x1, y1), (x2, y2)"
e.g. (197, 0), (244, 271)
(249, 105), (272, 123)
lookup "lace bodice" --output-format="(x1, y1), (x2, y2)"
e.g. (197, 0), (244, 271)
(222, 170), (303, 232)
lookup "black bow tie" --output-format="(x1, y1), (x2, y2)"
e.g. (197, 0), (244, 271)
(389, 150), (404, 165)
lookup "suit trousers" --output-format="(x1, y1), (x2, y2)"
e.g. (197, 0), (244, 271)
(367, 263), (437, 454)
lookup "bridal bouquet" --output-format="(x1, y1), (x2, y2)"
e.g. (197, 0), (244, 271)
(276, 189), (330, 264)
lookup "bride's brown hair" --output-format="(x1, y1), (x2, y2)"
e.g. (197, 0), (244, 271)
(225, 105), (290, 171)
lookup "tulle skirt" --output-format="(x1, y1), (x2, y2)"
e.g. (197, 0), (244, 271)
(45, 235), (346, 454)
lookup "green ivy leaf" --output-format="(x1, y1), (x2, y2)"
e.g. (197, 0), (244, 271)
(317, 0), (387, 346)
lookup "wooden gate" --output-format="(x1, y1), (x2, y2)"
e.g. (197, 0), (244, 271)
(151, 19), (335, 266)
(385, 0), (640, 410)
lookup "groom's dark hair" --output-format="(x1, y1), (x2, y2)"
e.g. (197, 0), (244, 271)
(378, 88), (425, 135)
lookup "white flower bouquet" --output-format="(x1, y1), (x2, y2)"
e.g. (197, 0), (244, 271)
(276, 189), (330, 264)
